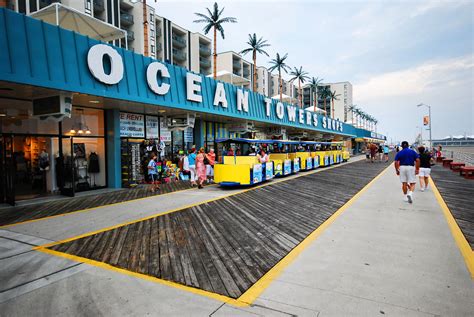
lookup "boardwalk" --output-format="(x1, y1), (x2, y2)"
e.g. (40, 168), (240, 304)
(45, 159), (391, 299)
(431, 165), (474, 249)
(0, 181), (195, 227)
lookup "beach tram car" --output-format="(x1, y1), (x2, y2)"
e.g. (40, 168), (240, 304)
(268, 140), (302, 176)
(214, 138), (274, 187)
(296, 141), (320, 171)
(329, 142), (343, 164)
(313, 143), (333, 167)
(341, 145), (351, 162)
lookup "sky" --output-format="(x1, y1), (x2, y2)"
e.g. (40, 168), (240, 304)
(150, 0), (473, 143)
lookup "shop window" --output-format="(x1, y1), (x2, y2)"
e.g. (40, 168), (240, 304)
(0, 99), (59, 135)
(62, 107), (105, 137)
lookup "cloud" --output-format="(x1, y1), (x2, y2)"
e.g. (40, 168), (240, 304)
(353, 55), (473, 101)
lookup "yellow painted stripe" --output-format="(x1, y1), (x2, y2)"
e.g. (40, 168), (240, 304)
(35, 247), (248, 307)
(237, 162), (393, 305)
(34, 157), (386, 307)
(0, 186), (208, 230)
(430, 177), (474, 279)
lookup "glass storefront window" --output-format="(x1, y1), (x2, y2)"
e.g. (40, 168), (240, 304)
(62, 107), (105, 137)
(0, 99), (59, 135)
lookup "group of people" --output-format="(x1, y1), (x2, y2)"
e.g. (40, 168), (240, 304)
(366, 143), (390, 163)
(394, 141), (434, 203)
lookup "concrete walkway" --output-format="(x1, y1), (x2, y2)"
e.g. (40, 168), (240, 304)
(1, 162), (473, 316)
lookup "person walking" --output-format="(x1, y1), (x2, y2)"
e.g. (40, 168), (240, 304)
(206, 148), (216, 183)
(147, 154), (160, 192)
(188, 148), (197, 187)
(418, 146), (433, 191)
(378, 144), (384, 162)
(365, 145), (371, 162)
(383, 144), (390, 162)
(394, 141), (420, 203)
(370, 143), (378, 163)
(195, 147), (207, 189)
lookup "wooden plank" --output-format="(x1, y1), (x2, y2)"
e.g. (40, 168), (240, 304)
(158, 215), (172, 280)
(148, 217), (161, 276)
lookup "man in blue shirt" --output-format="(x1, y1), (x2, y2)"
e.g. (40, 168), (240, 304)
(394, 141), (420, 203)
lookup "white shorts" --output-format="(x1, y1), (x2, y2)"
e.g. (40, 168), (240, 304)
(419, 167), (431, 177)
(206, 165), (214, 177)
(399, 165), (416, 184)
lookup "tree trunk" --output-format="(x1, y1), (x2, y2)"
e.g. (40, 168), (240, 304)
(253, 51), (257, 92)
(313, 90), (316, 112)
(213, 27), (217, 79)
(324, 98), (327, 117)
(298, 81), (302, 107)
(279, 69), (283, 102)
(331, 98), (335, 119)
(143, 0), (149, 56)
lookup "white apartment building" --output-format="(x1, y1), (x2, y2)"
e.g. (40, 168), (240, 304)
(328, 82), (353, 123)
(215, 51), (252, 89)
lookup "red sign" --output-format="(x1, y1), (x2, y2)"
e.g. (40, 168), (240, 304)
(423, 116), (429, 126)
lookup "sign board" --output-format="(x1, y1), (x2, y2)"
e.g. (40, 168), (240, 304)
(306, 157), (313, 170)
(314, 156), (320, 168)
(120, 112), (145, 138)
(423, 116), (429, 126)
(159, 120), (172, 142)
(293, 158), (300, 172)
(253, 164), (263, 183)
(146, 116), (159, 139)
(184, 127), (193, 143)
(265, 162), (274, 180)
(284, 159), (292, 175)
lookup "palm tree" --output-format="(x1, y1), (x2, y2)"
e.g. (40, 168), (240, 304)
(309, 77), (323, 112)
(240, 33), (270, 92)
(373, 118), (378, 132)
(268, 53), (291, 102)
(348, 105), (357, 125)
(329, 90), (341, 119)
(194, 2), (237, 79)
(289, 66), (310, 107)
(318, 86), (331, 117)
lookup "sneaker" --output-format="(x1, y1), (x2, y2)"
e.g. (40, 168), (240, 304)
(403, 195), (408, 202)
(420, 187), (425, 192)
(407, 193), (413, 204)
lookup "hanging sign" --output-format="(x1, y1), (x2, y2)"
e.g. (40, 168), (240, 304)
(159, 120), (172, 142)
(265, 162), (274, 180)
(146, 116), (159, 139)
(184, 127), (193, 143)
(120, 112), (145, 138)
(423, 116), (429, 126)
(253, 164), (263, 183)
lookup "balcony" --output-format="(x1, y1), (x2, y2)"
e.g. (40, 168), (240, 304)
(199, 44), (211, 56)
(120, 12), (134, 26)
(93, 0), (104, 12)
(39, 0), (60, 9)
(120, 0), (134, 10)
(243, 70), (250, 78)
(232, 61), (241, 69)
(155, 26), (161, 36)
(172, 49), (187, 62)
(172, 35), (186, 48)
(199, 57), (211, 68)
(156, 42), (162, 51)
(126, 30), (134, 41)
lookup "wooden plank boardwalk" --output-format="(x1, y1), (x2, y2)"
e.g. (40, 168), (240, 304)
(48, 159), (391, 299)
(431, 165), (474, 249)
(0, 181), (194, 227)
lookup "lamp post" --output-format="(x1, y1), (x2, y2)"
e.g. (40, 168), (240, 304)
(416, 125), (423, 145)
(417, 103), (432, 148)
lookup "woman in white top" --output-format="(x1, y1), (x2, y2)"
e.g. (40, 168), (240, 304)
(257, 149), (269, 164)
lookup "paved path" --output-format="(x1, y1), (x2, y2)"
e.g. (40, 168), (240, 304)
(1, 159), (473, 316)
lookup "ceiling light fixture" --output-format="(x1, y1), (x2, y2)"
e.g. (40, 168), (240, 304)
(89, 100), (100, 104)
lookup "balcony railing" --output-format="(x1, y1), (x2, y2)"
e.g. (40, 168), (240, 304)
(243, 71), (250, 78)
(94, 0), (104, 11)
(39, 0), (60, 9)
(172, 35), (186, 48)
(155, 26), (161, 36)
(126, 30), (134, 41)
(156, 42), (162, 51)
(199, 57), (211, 68)
(199, 44), (211, 56)
(172, 49), (187, 62)
(232, 61), (241, 69)
(120, 12), (134, 26)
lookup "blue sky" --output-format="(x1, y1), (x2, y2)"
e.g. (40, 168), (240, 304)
(152, 0), (473, 143)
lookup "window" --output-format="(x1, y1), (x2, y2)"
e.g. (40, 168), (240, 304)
(151, 45), (155, 54)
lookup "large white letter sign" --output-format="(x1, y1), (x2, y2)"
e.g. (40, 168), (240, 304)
(276, 102), (284, 119)
(87, 44), (124, 85)
(186, 72), (202, 102)
(236, 89), (249, 112)
(298, 109), (305, 124)
(146, 62), (170, 95)
(213, 82), (228, 108)
(287, 106), (297, 122)
(264, 98), (272, 117)
(306, 111), (312, 125)
(313, 113), (318, 126)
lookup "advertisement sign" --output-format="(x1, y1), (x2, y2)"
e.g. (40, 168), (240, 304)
(265, 161), (274, 180)
(159, 120), (172, 142)
(274, 161), (283, 176)
(329, 155), (334, 165)
(184, 127), (193, 143)
(120, 112), (145, 137)
(306, 157), (313, 170)
(284, 159), (292, 175)
(253, 164), (263, 183)
(314, 156), (320, 168)
(423, 116), (429, 126)
(293, 158), (300, 172)
(324, 156), (329, 166)
(146, 116), (159, 139)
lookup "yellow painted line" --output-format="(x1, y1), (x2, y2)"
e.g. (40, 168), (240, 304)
(0, 185), (209, 229)
(236, 162), (393, 305)
(34, 159), (390, 307)
(35, 247), (248, 307)
(430, 177), (474, 279)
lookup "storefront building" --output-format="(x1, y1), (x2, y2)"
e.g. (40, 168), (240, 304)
(0, 9), (385, 204)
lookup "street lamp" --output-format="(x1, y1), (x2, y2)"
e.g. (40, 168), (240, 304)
(416, 125), (423, 145)
(417, 103), (432, 148)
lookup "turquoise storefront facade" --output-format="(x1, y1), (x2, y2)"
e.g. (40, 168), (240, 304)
(0, 9), (384, 189)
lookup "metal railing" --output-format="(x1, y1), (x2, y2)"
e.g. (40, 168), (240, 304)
(199, 45), (211, 56)
(172, 35), (186, 48)
(444, 150), (474, 165)
(120, 12), (134, 26)
(172, 49), (187, 61)
(126, 30), (134, 41)
(199, 58), (211, 67)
